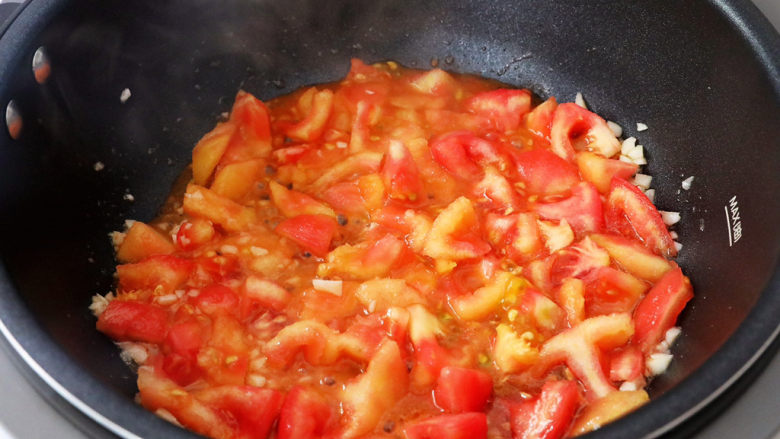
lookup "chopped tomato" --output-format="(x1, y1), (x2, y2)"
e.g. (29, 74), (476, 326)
(586, 267), (648, 316)
(96, 62), (695, 439)
(605, 177), (677, 258)
(195, 386), (284, 439)
(162, 320), (204, 385)
(117, 222), (176, 263)
(275, 214), (338, 257)
(430, 131), (485, 180)
(321, 181), (368, 217)
(576, 152), (637, 194)
(434, 366), (493, 413)
(608, 346), (644, 382)
(589, 233), (672, 282)
(535, 182), (604, 235)
(220, 91), (272, 165)
(192, 122), (236, 185)
(550, 103), (620, 162)
(116, 255), (192, 292)
(176, 218), (216, 251)
(97, 301), (168, 344)
(269, 181), (336, 218)
(273, 145), (310, 164)
(539, 314), (634, 400)
(549, 237), (610, 286)
(192, 284), (239, 316)
(632, 265), (692, 352)
(513, 148), (579, 196)
(473, 168), (524, 212)
(278, 386), (333, 439)
(467, 88), (532, 133)
(286, 88), (334, 142)
(411, 338), (453, 388)
(510, 380), (581, 439)
(405, 412), (488, 439)
(525, 97), (558, 139)
(382, 140), (425, 203)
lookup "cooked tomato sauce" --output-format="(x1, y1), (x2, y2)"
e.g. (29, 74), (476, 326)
(95, 59), (693, 439)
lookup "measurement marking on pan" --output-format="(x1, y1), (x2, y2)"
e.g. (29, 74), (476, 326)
(725, 195), (742, 247)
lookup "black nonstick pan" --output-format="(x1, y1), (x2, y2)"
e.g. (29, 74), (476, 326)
(0, 0), (778, 438)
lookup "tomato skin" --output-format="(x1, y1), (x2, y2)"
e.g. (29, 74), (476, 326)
(535, 182), (604, 235)
(404, 412), (488, 439)
(632, 265), (692, 353)
(278, 386), (333, 439)
(434, 366), (493, 413)
(513, 148), (579, 196)
(96, 301), (168, 344)
(605, 177), (677, 258)
(275, 214), (338, 257)
(510, 380), (581, 439)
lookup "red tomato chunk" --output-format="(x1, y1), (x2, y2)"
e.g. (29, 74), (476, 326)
(93, 60), (692, 439)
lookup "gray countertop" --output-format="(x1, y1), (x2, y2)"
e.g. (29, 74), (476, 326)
(1, 1), (778, 439)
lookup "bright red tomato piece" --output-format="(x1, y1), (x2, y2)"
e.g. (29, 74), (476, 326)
(605, 177), (677, 258)
(278, 386), (332, 439)
(510, 380), (581, 439)
(274, 214), (338, 257)
(96, 301), (168, 344)
(434, 366), (493, 413)
(513, 148), (579, 196)
(535, 182), (604, 235)
(405, 412), (488, 439)
(632, 265), (692, 353)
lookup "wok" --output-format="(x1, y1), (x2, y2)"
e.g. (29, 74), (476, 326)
(0, 0), (778, 438)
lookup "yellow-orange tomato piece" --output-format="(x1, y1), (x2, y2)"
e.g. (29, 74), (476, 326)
(117, 221), (176, 263)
